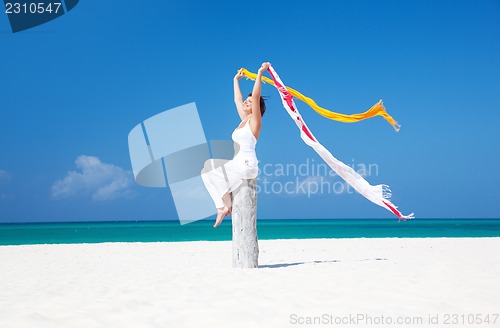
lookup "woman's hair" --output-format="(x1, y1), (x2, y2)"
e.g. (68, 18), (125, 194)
(248, 93), (266, 117)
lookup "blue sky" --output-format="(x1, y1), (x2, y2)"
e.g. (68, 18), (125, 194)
(1, 0), (499, 223)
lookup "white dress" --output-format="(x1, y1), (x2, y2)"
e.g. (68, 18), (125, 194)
(201, 119), (258, 208)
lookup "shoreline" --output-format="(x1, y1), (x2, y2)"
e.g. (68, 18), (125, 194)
(2, 219), (500, 246)
(1, 235), (500, 247)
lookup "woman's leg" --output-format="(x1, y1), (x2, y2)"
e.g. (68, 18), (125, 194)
(222, 193), (232, 213)
(214, 205), (230, 228)
(200, 171), (225, 208)
(201, 159), (240, 228)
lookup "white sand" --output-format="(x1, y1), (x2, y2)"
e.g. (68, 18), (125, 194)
(1, 238), (499, 328)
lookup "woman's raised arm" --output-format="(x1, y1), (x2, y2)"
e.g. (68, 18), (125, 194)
(233, 70), (245, 120)
(247, 62), (270, 140)
(251, 62), (270, 121)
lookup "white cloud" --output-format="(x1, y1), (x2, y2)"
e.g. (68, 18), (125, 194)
(293, 176), (324, 195)
(51, 155), (135, 201)
(276, 175), (351, 198)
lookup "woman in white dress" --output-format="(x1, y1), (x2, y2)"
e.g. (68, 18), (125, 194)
(201, 62), (269, 228)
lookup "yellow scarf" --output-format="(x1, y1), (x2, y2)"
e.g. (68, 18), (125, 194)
(240, 68), (400, 132)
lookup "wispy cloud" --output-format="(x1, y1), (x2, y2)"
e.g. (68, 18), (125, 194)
(0, 170), (11, 184)
(293, 176), (324, 196)
(51, 155), (135, 201)
(272, 175), (351, 198)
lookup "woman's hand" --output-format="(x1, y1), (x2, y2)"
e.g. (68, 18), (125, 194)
(258, 62), (271, 73)
(234, 70), (244, 80)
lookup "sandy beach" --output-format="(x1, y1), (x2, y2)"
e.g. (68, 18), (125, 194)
(1, 238), (499, 328)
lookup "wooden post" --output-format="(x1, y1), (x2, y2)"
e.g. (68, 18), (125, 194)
(231, 178), (259, 268)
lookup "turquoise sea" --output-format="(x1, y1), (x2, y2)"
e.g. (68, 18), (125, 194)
(1, 219), (499, 246)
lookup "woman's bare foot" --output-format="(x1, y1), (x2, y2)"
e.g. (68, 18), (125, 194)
(214, 206), (230, 228)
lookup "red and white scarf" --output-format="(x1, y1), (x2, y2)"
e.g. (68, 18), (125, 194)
(266, 66), (414, 221)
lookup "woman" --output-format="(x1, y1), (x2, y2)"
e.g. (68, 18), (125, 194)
(201, 62), (269, 228)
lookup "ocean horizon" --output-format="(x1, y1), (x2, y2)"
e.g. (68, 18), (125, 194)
(1, 218), (499, 246)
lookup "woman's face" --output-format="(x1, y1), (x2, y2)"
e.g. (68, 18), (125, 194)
(243, 97), (252, 112)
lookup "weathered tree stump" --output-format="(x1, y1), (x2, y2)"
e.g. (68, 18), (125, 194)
(231, 178), (259, 268)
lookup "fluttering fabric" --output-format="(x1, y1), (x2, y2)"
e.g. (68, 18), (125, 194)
(242, 66), (413, 220)
(240, 68), (400, 132)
